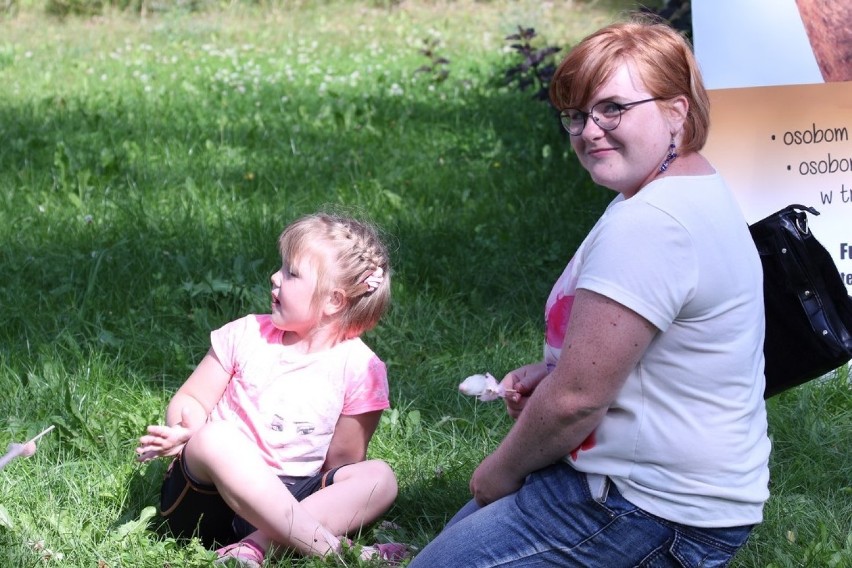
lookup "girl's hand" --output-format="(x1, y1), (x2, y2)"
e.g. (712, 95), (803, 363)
(503, 362), (548, 420)
(135, 407), (201, 462)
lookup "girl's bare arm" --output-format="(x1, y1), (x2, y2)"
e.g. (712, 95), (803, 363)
(322, 410), (382, 470)
(136, 348), (232, 461)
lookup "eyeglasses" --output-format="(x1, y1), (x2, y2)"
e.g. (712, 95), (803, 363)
(559, 97), (661, 136)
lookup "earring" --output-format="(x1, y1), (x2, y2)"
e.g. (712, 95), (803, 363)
(659, 139), (678, 173)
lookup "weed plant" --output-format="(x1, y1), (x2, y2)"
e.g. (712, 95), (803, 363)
(502, 26), (561, 102)
(0, 2), (849, 567)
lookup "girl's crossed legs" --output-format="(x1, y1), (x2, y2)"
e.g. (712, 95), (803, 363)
(165, 420), (397, 558)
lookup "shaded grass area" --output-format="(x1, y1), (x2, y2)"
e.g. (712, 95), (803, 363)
(0, 2), (849, 566)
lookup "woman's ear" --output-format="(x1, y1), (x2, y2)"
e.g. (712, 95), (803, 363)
(666, 95), (689, 133)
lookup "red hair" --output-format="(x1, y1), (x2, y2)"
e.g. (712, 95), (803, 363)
(549, 15), (710, 153)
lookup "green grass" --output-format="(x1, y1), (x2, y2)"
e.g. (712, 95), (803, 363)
(1, 2), (849, 566)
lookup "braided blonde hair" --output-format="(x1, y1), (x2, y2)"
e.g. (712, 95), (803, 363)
(278, 212), (391, 340)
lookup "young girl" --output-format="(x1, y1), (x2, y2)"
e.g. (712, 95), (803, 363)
(136, 212), (407, 566)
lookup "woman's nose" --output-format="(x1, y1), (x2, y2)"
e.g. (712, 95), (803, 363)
(582, 116), (607, 138)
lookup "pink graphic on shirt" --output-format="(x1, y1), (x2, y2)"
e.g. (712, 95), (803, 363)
(546, 293), (575, 349)
(569, 431), (597, 461)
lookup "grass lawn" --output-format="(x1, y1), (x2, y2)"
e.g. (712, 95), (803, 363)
(0, 1), (849, 566)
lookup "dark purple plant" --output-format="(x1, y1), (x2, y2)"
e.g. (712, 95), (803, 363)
(504, 26), (561, 102)
(415, 37), (450, 83)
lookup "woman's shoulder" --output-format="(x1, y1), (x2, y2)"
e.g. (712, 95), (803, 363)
(670, 151), (715, 176)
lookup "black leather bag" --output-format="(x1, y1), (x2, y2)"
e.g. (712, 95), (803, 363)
(749, 204), (852, 398)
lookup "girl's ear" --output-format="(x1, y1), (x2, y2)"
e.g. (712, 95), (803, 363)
(323, 288), (347, 317)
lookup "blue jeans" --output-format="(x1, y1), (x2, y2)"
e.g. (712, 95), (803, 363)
(408, 462), (753, 567)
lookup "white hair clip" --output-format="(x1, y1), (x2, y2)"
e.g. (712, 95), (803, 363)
(364, 267), (384, 292)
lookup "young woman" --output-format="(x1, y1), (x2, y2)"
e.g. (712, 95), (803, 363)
(409, 15), (770, 568)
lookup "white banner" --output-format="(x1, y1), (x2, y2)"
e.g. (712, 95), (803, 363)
(694, 0), (852, 292)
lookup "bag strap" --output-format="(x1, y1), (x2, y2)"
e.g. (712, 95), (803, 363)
(785, 204), (819, 234)
(783, 204), (819, 215)
(749, 204), (820, 241)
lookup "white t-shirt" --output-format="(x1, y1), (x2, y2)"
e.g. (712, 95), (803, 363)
(208, 314), (390, 478)
(545, 174), (771, 527)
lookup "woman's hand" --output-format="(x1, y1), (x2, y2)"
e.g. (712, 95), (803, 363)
(468, 363), (548, 504)
(135, 406), (203, 462)
(503, 362), (548, 419)
(469, 452), (524, 507)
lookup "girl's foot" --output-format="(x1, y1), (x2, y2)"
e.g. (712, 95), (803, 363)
(214, 538), (265, 568)
(360, 542), (410, 565)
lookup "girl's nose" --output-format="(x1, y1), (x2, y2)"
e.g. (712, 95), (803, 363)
(271, 270), (282, 287)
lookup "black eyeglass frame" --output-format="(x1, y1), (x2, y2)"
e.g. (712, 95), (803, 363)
(559, 97), (662, 136)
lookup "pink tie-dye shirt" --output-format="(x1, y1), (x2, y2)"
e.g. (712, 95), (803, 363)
(208, 314), (390, 478)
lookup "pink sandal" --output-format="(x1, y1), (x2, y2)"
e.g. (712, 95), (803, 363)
(341, 537), (410, 565)
(361, 542), (410, 565)
(214, 538), (265, 568)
